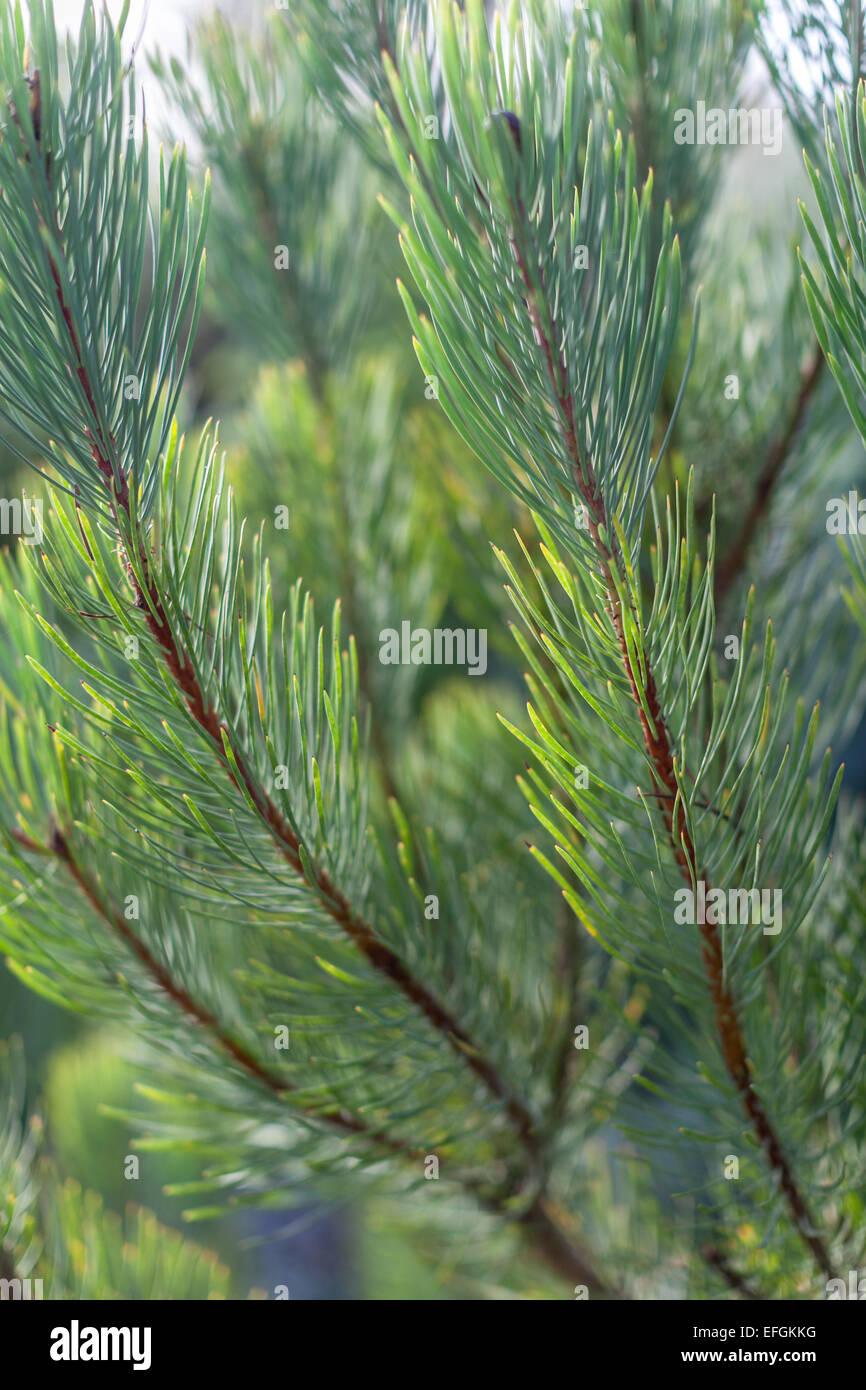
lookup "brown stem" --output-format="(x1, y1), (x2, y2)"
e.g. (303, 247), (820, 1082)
(519, 1195), (618, 1296)
(702, 1244), (764, 1301)
(13, 825), (611, 1292)
(714, 347), (824, 605)
(510, 210), (836, 1282)
(468, 1179), (618, 1297)
(18, 825), (409, 1154)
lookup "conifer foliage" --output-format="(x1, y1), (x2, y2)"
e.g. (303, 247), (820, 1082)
(0, 0), (865, 1301)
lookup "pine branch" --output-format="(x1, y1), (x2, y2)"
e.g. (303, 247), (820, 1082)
(509, 207), (836, 1284)
(714, 346), (825, 604)
(800, 85), (866, 446)
(519, 1196), (617, 1296)
(25, 197), (543, 1167)
(374, 0), (840, 1284)
(10, 826), (414, 1154)
(6, 774), (611, 1292)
